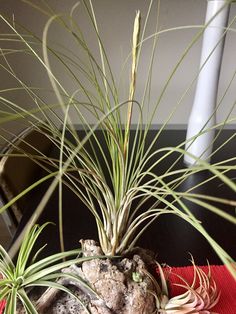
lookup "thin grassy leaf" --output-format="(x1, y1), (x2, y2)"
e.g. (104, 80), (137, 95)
(24, 248), (82, 277)
(31, 271), (99, 300)
(17, 289), (39, 314)
(4, 287), (17, 314)
(23, 255), (105, 285)
(33, 280), (91, 313)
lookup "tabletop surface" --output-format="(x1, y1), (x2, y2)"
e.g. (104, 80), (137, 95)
(12, 129), (236, 266)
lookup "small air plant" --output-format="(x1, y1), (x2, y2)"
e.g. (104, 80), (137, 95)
(0, 223), (103, 313)
(154, 260), (220, 313)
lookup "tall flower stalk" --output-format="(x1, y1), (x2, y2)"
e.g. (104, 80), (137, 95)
(124, 10), (141, 158)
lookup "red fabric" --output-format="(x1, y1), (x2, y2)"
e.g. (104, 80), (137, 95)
(0, 300), (6, 314)
(0, 274), (5, 314)
(166, 265), (236, 313)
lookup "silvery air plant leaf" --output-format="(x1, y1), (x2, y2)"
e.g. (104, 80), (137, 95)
(156, 260), (220, 314)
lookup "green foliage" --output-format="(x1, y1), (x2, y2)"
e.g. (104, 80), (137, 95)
(0, 223), (99, 313)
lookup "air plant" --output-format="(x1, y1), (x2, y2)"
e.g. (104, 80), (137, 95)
(0, 223), (104, 313)
(0, 0), (236, 312)
(154, 260), (220, 313)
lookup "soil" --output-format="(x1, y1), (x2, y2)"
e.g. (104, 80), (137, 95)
(24, 240), (158, 313)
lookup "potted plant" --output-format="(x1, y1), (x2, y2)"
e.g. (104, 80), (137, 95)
(0, 0), (235, 312)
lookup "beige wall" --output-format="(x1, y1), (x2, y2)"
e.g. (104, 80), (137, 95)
(0, 0), (236, 149)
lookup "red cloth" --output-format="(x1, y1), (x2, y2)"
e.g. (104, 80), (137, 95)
(0, 272), (4, 314)
(0, 273), (5, 314)
(167, 265), (236, 313)
(0, 300), (5, 314)
(0, 265), (235, 313)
